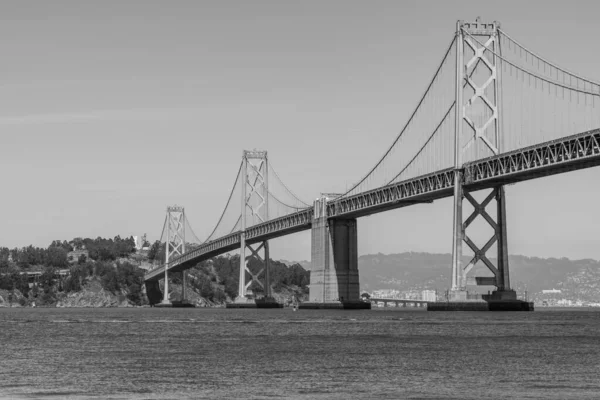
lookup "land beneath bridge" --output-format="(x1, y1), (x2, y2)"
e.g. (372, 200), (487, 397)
(3, 236), (600, 307)
(0, 238), (309, 308)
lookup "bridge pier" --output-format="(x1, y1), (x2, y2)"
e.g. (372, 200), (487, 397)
(437, 186), (532, 311)
(181, 271), (187, 303)
(228, 240), (282, 308)
(300, 198), (370, 310)
(160, 268), (171, 306)
(145, 280), (163, 306)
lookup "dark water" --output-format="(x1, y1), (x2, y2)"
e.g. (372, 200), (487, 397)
(1, 308), (600, 399)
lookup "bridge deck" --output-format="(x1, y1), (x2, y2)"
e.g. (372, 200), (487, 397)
(145, 128), (600, 282)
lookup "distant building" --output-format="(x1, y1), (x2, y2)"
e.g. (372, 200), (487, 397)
(542, 289), (562, 294)
(421, 290), (436, 302)
(135, 234), (150, 250)
(67, 249), (89, 263)
(373, 289), (401, 299)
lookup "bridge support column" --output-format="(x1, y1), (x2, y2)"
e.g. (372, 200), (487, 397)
(230, 240), (281, 308)
(181, 271), (187, 303)
(145, 280), (163, 306)
(461, 187), (512, 293)
(300, 198), (370, 310)
(161, 268), (170, 305)
(436, 186), (533, 311)
(450, 170), (465, 300)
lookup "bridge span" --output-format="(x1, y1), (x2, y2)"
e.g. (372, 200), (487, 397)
(145, 18), (600, 311)
(145, 128), (600, 283)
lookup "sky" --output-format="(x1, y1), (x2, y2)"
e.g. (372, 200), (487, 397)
(2, 0), (600, 263)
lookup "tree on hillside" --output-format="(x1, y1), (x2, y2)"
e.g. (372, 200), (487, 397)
(49, 240), (73, 252)
(46, 246), (68, 268)
(113, 236), (136, 257)
(100, 267), (119, 293)
(116, 261), (145, 303)
(147, 241), (165, 262)
(11, 270), (30, 297)
(36, 267), (58, 304)
(0, 247), (10, 271)
(64, 264), (91, 292)
(14, 246), (46, 269)
(39, 268), (57, 292)
(70, 237), (85, 251)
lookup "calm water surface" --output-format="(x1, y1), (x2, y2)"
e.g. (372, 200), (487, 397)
(1, 307), (599, 399)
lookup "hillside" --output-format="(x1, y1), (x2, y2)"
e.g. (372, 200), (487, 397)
(356, 252), (600, 304)
(4, 235), (598, 307)
(155, 254), (309, 306)
(0, 236), (309, 307)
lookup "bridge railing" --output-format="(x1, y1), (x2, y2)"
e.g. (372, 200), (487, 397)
(147, 207), (315, 278)
(147, 127), (600, 281)
(245, 207), (313, 241)
(464, 128), (600, 186)
(327, 168), (456, 218)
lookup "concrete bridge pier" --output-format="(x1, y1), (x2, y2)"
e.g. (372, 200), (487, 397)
(145, 280), (163, 306)
(300, 198), (370, 310)
(179, 271), (190, 304)
(181, 271), (187, 302)
(159, 268), (171, 306)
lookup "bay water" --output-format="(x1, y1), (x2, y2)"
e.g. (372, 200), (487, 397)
(1, 307), (599, 399)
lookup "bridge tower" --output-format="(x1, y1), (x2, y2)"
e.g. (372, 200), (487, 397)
(235, 150), (274, 305)
(161, 205), (186, 305)
(450, 18), (515, 302)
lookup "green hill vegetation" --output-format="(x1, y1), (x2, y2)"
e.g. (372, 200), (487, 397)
(0, 236), (309, 307)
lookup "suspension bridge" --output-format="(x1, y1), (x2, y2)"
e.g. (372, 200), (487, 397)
(144, 18), (600, 310)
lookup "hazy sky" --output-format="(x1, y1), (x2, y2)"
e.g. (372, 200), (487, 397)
(2, 1), (600, 263)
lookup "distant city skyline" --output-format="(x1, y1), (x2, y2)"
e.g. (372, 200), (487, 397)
(2, 1), (600, 263)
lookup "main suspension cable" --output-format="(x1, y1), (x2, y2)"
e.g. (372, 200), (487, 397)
(268, 161), (311, 207)
(268, 189), (307, 211)
(158, 214), (168, 244)
(463, 30), (599, 96)
(184, 213), (203, 244)
(498, 29), (600, 88)
(203, 160), (243, 243)
(337, 35), (457, 198)
(387, 101), (455, 185)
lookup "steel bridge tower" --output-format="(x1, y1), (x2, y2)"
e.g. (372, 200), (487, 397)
(451, 18), (514, 301)
(161, 205), (187, 305)
(235, 150), (273, 303)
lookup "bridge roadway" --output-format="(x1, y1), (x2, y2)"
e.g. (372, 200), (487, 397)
(145, 128), (600, 282)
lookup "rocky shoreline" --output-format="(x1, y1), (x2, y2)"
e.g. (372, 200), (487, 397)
(0, 281), (307, 308)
